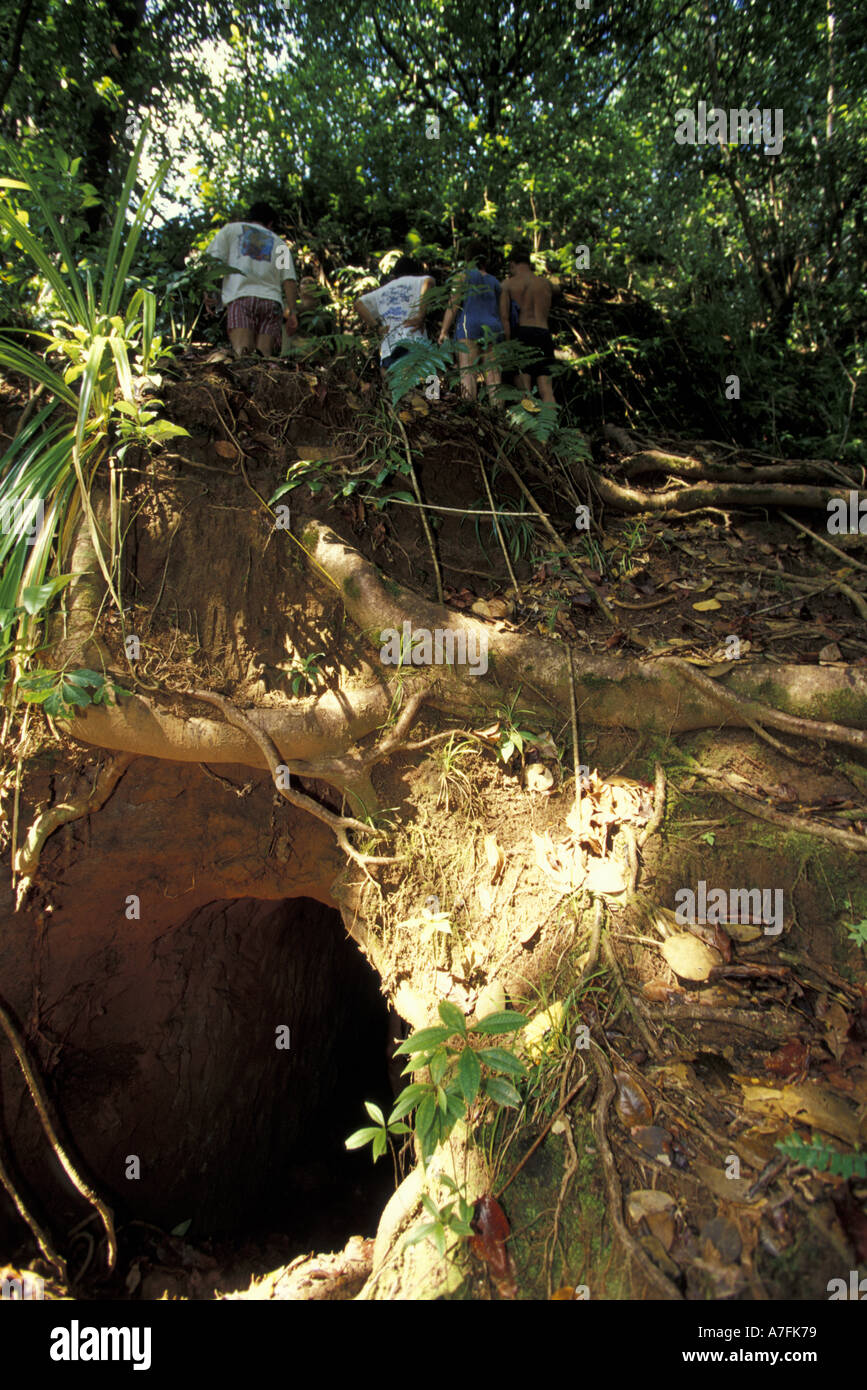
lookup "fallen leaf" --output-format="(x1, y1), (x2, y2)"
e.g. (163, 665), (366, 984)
(214, 440), (235, 457)
(661, 933), (723, 982)
(627, 1190), (677, 1224)
(693, 599), (722, 612)
(522, 1003), (565, 1063)
(484, 833), (506, 883)
(616, 1072), (653, 1127)
(470, 1195), (517, 1298)
(524, 763), (554, 793)
(585, 858), (628, 896)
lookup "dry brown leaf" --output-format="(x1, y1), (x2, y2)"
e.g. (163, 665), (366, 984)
(661, 933), (723, 982)
(627, 1190), (676, 1224)
(214, 440), (235, 457)
(524, 763), (554, 793)
(585, 857), (628, 896)
(484, 833), (506, 883)
(739, 1079), (863, 1145)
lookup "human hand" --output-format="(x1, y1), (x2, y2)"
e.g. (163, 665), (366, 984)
(283, 309), (298, 335)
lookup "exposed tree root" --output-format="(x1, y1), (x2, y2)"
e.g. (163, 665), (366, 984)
(0, 997), (117, 1272)
(592, 469), (864, 517)
(0, 1133), (67, 1283)
(14, 753), (134, 910)
(688, 762), (867, 853)
(670, 656), (866, 754)
(190, 688), (396, 867)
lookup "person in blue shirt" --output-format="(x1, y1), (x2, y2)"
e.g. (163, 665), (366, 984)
(438, 240), (507, 401)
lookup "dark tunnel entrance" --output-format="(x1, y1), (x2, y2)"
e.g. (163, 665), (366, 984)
(142, 895), (397, 1249)
(0, 894), (399, 1282)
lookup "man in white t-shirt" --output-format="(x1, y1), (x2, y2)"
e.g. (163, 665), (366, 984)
(204, 202), (298, 358)
(354, 257), (435, 380)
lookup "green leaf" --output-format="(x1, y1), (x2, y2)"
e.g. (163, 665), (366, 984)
(429, 1048), (449, 1085)
(345, 1126), (380, 1150)
(394, 1025), (452, 1055)
(416, 1092), (436, 1139)
(388, 1082), (431, 1122)
(438, 1000), (467, 1035)
(484, 1076), (522, 1109)
(60, 681), (91, 707)
(372, 1130), (387, 1161)
(479, 1047), (527, 1077)
(420, 1194), (440, 1219)
(364, 1100), (385, 1126)
(473, 1010), (527, 1035)
(171, 1219), (192, 1237)
(403, 1221), (439, 1249)
(458, 1045), (481, 1105)
(20, 575), (73, 615)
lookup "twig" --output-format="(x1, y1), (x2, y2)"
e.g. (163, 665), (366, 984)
(190, 688), (396, 868)
(780, 510), (867, 575)
(14, 753), (133, 910)
(691, 766), (867, 853)
(668, 656), (865, 753)
(590, 1044), (682, 1299)
(393, 410), (443, 604)
(0, 1136), (67, 1282)
(495, 1075), (588, 1199)
(490, 437), (619, 628)
(474, 446), (522, 599)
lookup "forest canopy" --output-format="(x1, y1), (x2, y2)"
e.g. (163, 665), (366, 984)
(1, 0), (864, 454)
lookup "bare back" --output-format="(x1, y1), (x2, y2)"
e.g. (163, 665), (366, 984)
(503, 270), (552, 328)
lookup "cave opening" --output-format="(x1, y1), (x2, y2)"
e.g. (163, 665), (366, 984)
(0, 893), (400, 1281)
(138, 894), (398, 1251)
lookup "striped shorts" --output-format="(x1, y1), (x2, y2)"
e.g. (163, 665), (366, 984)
(227, 295), (282, 341)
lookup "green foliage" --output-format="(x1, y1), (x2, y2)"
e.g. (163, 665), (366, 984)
(846, 919), (867, 953)
(287, 651), (325, 696)
(0, 128), (186, 687)
(403, 1174), (475, 1256)
(494, 692), (537, 765)
(776, 1132), (867, 1181)
(386, 339), (453, 406)
(15, 667), (130, 720)
(345, 1003), (527, 1168)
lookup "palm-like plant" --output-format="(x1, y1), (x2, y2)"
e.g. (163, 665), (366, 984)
(0, 126), (185, 689)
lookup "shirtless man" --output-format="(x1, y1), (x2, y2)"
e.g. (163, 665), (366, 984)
(499, 243), (556, 404)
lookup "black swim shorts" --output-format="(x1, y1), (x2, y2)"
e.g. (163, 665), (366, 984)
(514, 325), (555, 383)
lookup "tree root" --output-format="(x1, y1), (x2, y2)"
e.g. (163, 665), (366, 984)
(590, 1043), (682, 1299)
(14, 753), (134, 910)
(190, 688), (397, 868)
(592, 468), (864, 517)
(0, 996), (117, 1273)
(0, 1133), (67, 1283)
(689, 763), (867, 853)
(669, 656), (866, 754)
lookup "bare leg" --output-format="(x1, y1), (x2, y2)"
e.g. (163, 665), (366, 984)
(255, 333), (280, 358)
(229, 327), (255, 357)
(480, 347), (501, 402)
(515, 371), (531, 393)
(457, 341), (479, 400)
(537, 374), (555, 405)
